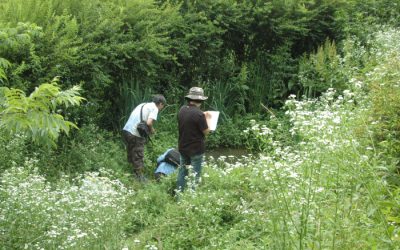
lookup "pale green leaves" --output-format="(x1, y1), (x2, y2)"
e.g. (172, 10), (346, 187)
(0, 58), (11, 83)
(0, 78), (85, 147)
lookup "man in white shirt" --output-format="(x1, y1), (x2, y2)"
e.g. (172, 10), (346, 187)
(122, 94), (166, 181)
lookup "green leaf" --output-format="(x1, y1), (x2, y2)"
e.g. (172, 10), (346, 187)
(0, 82), (84, 147)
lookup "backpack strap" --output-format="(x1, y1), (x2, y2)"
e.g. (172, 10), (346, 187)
(139, 103), (152, 144)
(140, 103), (146, 122)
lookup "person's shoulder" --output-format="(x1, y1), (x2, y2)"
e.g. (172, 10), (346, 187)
(194, 108), (205, 116)
(135, 102), (146, 109)
(186, 107), (203, 117)
(147, 102), (158, 110)
(178, 105), (189, 114)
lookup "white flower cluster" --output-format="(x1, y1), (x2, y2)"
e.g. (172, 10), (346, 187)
(373, 28), (400, 58)
(284, 88), (362, 151)
(0, 166), (133, 249)
(243, 119), (274, 137)
(207, 154), (253, 177)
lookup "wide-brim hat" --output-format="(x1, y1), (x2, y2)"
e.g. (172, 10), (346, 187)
(185, 87), (208, 101)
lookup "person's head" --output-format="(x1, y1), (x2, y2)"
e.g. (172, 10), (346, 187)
(152, 94), (166, 110)
(185, 87), (208, 106)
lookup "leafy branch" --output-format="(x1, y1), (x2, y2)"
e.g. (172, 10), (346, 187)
(0, 78), (85, 147)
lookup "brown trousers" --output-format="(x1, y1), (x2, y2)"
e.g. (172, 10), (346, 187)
(122, 130), (146, 175)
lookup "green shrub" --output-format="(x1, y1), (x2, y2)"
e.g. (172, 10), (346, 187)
(0, 79), (84, 148)
(206, 115), (251, 149)
(366, 28), (400, 169)
(240, 111), (295, 153)
(33, 124), (131, 182)
(0, 130), (28, 174)
(298, 39), (349, 98)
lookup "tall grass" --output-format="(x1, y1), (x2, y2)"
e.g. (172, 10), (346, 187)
(118, 75), (153, 129)
(206, 80), (235, 121)
(247, 44), (298, 112)
(247, 54), (269, 114)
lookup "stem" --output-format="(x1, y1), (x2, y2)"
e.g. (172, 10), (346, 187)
(270, 158), (299, 248)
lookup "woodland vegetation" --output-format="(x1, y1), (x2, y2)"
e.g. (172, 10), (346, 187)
(1, 0), (400, 249)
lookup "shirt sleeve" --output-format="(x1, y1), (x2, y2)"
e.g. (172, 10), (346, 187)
(198, 112), (208, 131)
(148, 104), (159, 121)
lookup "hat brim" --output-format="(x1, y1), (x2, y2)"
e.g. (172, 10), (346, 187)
(185, 95), (208, 101)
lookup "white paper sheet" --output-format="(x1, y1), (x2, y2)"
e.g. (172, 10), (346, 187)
(206, 111), (220, 131)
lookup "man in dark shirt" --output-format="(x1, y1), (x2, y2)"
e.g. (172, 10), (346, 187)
(177, 87), (211, 192)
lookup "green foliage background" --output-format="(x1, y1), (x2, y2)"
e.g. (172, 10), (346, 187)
(1, 0), (400, 249)
(3, 0), (399, 130)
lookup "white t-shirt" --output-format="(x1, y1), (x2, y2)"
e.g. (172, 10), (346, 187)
(123, 102), (159, 137)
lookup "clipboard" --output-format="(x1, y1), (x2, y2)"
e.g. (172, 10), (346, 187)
(206, 111), (220, 131)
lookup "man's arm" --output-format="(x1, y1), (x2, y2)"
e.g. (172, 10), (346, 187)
(202, 111), (211, 135)
(203, 128), (210, 136)
(147, 118), (155, 134)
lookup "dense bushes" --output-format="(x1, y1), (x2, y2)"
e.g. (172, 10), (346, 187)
(3, 0), (395, 130)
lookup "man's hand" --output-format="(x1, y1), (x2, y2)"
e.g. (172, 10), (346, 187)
(203, 112), (211, 135)
(204, 111), (212, 119)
